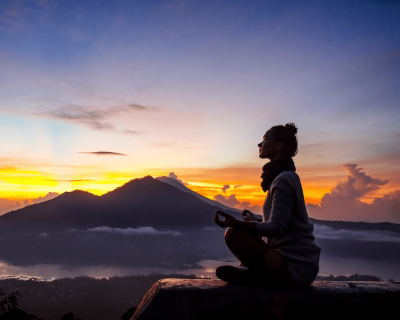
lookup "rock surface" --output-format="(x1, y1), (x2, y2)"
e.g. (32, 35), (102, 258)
(131, 279), (400, 320)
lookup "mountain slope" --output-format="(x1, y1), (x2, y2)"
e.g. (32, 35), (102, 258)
(156, 176), (240, 212)
(0, 176), (239, 231)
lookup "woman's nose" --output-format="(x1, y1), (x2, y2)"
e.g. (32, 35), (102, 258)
(258, 142), (262, 148)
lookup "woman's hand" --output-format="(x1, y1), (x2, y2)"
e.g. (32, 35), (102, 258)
(241, 209), (258, 222)
(214, 210), (238, 228)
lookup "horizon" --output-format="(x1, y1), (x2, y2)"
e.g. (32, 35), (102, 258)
(2, 173), (400, 225)
(0, 0), (399, 224)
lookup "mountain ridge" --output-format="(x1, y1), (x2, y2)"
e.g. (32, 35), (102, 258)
(156, 176), (240, 212)
(0, 176), (240, 231)
(1, 175), (399, 233)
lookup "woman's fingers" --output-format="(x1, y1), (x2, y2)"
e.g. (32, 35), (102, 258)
(214, 210), (232, 228)
(241, 209), (251, 220)
(216, 210), (228, 217)
(214, 211), (224, 227)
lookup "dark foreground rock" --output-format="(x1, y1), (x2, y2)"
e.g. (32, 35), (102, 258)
(131, 279), (400, 320)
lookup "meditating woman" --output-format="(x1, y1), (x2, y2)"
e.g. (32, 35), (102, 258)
(214, 123), (320, 290)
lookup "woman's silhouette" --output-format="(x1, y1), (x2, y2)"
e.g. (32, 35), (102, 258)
(214, 123), (320, 290)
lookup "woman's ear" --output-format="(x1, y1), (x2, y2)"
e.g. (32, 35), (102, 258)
(276, 141), (282, 152)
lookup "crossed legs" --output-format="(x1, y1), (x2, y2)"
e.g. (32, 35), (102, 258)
(218, 227), (294, 288)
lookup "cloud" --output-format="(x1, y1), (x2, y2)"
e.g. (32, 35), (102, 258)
(0, 192), (60, 215)
(123, 130), (140, 135)
(168, 172), (188, 186)
(221, 184), (230, 193)
(44, 106), (103, 120)
(213, 194), (262, 214)
(234, 185), (242, 189)
(153, 142), (175, 147)
(77, 151), (128, 156)
(36, 103), (148, 135)
(214, 194), (240, 207)
(0, 199), (22, 215)
(314, 225), (400, 243)
(128, 104), (148, 110)
(87, 226), (180, 236)
(30, 192), (60, 204)
(46, 179), (95, 182)
(307, 164), (400, 223)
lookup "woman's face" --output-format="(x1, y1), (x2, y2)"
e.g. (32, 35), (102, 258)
(258, 130), (281, 160)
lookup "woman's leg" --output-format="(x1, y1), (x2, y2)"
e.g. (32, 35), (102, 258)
(222, 227), (294, 287)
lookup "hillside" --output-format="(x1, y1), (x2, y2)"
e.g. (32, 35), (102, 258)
(0, 176), (239, 231)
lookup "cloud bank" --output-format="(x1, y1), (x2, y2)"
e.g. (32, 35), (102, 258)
(314, 225), (400, 243)
(307, 164), (400, 223)
(87, 226), (181, 236)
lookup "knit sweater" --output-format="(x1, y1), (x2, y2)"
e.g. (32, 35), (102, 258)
(255, 171), (321, 288)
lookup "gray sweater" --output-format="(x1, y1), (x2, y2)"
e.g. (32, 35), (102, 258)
(255, 171), (321, 288)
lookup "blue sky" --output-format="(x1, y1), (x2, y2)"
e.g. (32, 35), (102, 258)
(0, 0), (399, 221)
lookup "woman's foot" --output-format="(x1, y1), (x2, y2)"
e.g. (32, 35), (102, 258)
(215, 265), (259, 285)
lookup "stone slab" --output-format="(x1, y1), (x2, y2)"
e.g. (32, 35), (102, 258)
(131, 279), (400, 320)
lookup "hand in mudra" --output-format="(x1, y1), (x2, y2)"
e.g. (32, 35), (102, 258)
(214, 210), (237, 228)
(241, 209), (258, 222)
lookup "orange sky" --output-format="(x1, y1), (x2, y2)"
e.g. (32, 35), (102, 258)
(1, 161), (398, 210)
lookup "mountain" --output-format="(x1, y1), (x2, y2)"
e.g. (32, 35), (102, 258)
(156, 176), (240, 212)
(310, 218), (400, 233)
(0, 176), (240, 231)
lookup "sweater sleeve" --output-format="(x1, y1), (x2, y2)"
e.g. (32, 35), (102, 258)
(255, 174), (295, 237)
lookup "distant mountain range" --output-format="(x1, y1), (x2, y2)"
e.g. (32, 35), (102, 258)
(0, 175), (399, 233)
(0, 176), (240, 231)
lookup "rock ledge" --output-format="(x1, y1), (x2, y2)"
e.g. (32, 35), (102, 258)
(132, 279), (400, 320)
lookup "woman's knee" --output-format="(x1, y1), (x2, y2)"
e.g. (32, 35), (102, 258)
(224, 227), (244, 246)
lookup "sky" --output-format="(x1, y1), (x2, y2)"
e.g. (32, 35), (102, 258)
(0, 0), (399, 222)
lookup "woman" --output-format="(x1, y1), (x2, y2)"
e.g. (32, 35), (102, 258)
(214, 123), (320, 290)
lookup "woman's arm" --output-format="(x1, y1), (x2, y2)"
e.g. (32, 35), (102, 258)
(255, 175), (295, 238)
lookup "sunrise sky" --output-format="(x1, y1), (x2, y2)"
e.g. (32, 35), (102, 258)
(0, 0), (399, 222)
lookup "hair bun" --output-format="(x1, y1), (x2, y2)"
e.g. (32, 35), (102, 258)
(285, 122), (298, 134)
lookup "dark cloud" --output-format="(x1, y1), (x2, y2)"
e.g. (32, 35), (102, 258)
(123, 130), (140, 135)
(77, 151), (128, 156)
(46, 179), (95, 182)
(36, 103), (148, 134)
(83, 120), (115, 131)
(44, 106), (103, 120)
(221, 184), (230, 193)
(128, 104), (148, 110)
(307, 164), (400, 223)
